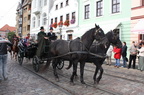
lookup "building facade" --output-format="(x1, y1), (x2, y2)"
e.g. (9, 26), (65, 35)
(30, 0), (52, 39)
(16, 0), (24, 37)
(131, 0), (144, 42)
(0, 24), (16, 38)
(49, 0), (79, 40)
(21, 0), (32, 37)
(78, 0), (131, 47)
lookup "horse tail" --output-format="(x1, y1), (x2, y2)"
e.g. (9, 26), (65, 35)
(65, 61), (73, 69)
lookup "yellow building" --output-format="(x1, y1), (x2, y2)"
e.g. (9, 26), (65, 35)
(22, 0), (32, 37)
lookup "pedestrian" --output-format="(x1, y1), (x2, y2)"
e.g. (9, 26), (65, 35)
(128, 41), (137, 69)
(113, 45), (122, 68)
(106, 45), (113, 66)
(121, 42), (128, 68)
(47, 27), (57, 41)
(137, 42), (144, 71)
(0, 35), (12, 82)
(36, 26), (49, 59)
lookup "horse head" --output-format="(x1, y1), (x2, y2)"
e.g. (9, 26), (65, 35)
(94, 24), (105, 41)
(106, 29), (122, 48)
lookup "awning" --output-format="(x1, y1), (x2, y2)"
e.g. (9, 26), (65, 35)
(131, 19), (144, 34)
(100, 22), (121, 33)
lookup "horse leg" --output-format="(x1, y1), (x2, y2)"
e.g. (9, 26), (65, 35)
(70, 60), (78, 85)
(96, 65), (103, 84)
(53, 59), (59, 82)
(80, 61), (86, 84)
(93, 64), (99, 84)
(44, 59), (51, 69)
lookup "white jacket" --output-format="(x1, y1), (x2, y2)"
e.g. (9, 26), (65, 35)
(106, 45), (113, 56)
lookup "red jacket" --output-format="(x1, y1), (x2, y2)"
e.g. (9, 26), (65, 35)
(113, 47), (122, 59)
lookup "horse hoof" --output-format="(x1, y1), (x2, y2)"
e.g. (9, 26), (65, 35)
(55, 78), (59, 82)
(81, 80), (86, 84)
(69, 81), (75, 86)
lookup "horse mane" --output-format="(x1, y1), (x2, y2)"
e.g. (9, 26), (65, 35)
(81, 28), (95, 40)
(105, 30), (113, 37)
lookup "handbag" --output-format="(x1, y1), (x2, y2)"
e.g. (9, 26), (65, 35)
(126, 57), (128, 62)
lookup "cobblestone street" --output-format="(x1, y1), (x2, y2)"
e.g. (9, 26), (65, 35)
(0, 54), (144, 95)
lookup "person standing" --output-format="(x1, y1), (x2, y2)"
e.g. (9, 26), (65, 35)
(137, 42), (144, 71)
(36, 26), (49, 59)
(0, 35), (12, 82)
(106, 45), (113, 66)
(121, 42), (128, 68)
(128, 41), (137, 69)
(113, 46), (122, 68)
(47, 27), (57, 41)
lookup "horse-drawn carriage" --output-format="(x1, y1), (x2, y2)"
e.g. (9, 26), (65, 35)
(17, 36), (64, 72)
(14, 24), (122, 85)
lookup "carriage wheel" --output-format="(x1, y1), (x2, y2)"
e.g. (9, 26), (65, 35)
(57, 59), (64, 70)
(18, 52), (23, 65)
(32, 56), (40, 72)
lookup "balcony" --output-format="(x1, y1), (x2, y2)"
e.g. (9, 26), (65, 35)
(33, 7), (41, 15)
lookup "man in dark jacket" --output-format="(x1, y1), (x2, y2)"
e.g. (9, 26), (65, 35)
(47, 27), (57, 41)
(0, 35), (12, 82)
(36, 26), (49, 59)
(122, 42), (127, 68)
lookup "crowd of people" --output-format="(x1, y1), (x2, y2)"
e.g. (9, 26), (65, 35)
(106, 40), (144, 72)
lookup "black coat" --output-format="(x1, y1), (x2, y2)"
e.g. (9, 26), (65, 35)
(0, 39), (12, 55)
(122, 45), (127, 57)
(47, 32), (57, 40)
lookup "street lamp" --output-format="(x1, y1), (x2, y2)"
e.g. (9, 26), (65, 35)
(59, 23), (63, 39)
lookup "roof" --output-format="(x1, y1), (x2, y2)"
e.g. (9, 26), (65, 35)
(0, 24), (16, 32)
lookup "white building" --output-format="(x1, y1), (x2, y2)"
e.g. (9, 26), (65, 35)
(49, 0), (79, 40)
(30, 0), (54, 39)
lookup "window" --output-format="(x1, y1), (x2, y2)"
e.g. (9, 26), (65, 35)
(142, 0), (144, 6)
(96, 1), (103, 17)
(55, 17), (57, 23)
(32, 17), (35, 28)
(66, 0), (69, 6)
(60, 16), (63, 21)
(38, 16), (40, 27)
(66, 14), (69, 20)
(140, 34), (144, 40)
(85, 4), (90, 19)
(60, 2), (63, 8)
(72, 12), (75, 19)
(43, 13), (47, 25)
(44, 0), (47, 6)
(51, 18), (53, 24)
(56, 5), (58, 10)
(112, 0), (120, 13)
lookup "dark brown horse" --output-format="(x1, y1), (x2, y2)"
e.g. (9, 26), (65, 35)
(66, 29), (122, 84)
(10, 37), (19, 60)
(45, 24), (106, 84)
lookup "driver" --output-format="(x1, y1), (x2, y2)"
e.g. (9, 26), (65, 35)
(36, 26), (49, 59)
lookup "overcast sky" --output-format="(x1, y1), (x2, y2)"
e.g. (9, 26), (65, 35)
(0, 0), (19, 28)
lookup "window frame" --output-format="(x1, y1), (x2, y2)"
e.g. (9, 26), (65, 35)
(84, 4), (90, 19)
(42, 13), (47, 25)
(60, 2), (63, 8)
(112, 0), (120, 14)
(32, 17), (36, 28)
(96, 1), (103, 17)
(56, 5), (58, 10)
